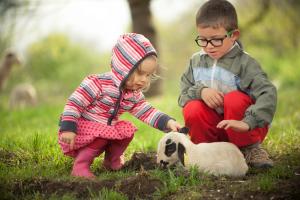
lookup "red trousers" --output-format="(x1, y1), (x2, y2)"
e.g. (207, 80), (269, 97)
(183, 91), (268, 148)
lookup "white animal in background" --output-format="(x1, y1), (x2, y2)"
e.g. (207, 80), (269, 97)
(9, 83), (37, 109)
(157, 132), (248, 177)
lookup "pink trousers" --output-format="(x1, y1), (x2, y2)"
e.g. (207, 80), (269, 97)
(183, 91), (268, 148)
(59, 119), (136, 171)
(88, 135), (133, 170)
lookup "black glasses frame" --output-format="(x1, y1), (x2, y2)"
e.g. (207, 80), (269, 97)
(195, 30), (234, 47)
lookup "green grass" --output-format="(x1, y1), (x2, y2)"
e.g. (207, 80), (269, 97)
(1, 88), (300, 199)
(89, 188), (128, 200)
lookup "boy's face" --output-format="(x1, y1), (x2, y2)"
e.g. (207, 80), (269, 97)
(196, 26), (239, 59)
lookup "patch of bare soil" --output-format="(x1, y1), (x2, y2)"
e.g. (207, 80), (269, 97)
(206, 173), (299, 200)
(123, 151), (158, 171)
(10, 178), (116, 199)
(165, 168), (300, 200)
(2, 151), (300, 200)
(118, 171), (163, 200)
(3, 151), (162, 200)
(7, 172), (163, 200)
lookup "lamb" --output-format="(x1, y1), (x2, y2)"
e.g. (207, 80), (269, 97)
(157, 131), (248, 177)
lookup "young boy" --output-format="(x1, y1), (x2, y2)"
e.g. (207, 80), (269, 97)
(178, 0), (277, 168)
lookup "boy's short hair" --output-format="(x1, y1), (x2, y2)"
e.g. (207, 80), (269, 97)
(196, 0), (238, 31)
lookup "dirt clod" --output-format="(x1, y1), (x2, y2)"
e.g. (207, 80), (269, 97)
(123, 151), (158, 171)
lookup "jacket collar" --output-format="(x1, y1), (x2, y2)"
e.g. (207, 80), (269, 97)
(221, 42), (243, 59)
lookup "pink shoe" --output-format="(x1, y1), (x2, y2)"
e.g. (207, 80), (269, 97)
(102, 154), (125, 171)
(71, 147), (100, 179)
(110, 154), (125, 170)
(102, 137), (133, 170)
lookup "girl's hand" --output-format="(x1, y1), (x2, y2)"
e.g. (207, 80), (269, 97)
(61, 131), (76, 150)
(166, 119), (182, 132)
(201, 88), (224, 109)
(216, 120), (250, 132)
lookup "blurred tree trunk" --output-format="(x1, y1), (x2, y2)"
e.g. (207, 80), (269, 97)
(0, 0), (38, 93)
(0, 0), (35, 54)
(127, 0), (162, 97)
(0, 0), (19, 54)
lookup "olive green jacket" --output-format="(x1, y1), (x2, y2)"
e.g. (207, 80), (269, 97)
(178, 43), (277, 130)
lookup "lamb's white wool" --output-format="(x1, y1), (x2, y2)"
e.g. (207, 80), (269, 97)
(157, 132), (248, 177)
(9, 83), (37, 109)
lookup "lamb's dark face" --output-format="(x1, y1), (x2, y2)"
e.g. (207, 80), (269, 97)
(157, 132), (186, 168)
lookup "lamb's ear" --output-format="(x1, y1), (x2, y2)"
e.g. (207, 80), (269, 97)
(178, 127), (189, 135)
(177, 142), (186, 166)
(165, 140), (176, 157)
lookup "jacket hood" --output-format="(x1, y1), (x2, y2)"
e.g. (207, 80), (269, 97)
(111, 33), (157, 89)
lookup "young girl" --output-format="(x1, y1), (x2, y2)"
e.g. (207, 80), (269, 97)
(58, 33), (181, 179)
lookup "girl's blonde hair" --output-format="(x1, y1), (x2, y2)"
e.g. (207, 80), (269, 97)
(126, 55), (160, 92)
(143, 69), (160, 92)
(142, 55), (160, 92)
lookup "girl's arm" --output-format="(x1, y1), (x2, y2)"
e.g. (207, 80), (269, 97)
(130, 97), (176, 132)
(60, 75), (102, 133)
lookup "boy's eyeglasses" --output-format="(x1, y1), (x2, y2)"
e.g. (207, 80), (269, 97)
(195, 30), (234, 47)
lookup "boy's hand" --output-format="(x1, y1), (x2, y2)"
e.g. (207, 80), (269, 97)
(201, 88), (224, 109)
(216, 120), (250, 132)
(166, 119), (182, 132)
(61, 131), (76, 150)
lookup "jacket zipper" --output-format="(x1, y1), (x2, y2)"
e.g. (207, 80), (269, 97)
(211, 59), (217, 88)
(107, 91), (123, 125)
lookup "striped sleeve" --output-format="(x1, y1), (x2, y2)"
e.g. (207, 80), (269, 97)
(130, 97), (171, 131)
(60, 75), (102, 133)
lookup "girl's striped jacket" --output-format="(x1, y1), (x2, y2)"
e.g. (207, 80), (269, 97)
(59, 33), (172, 134)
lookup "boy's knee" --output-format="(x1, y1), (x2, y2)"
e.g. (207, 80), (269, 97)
(224, 91), (252, 112)
(183, 100), (207, 121)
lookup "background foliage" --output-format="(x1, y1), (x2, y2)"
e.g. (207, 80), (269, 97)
(1, 0), (300, 105)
